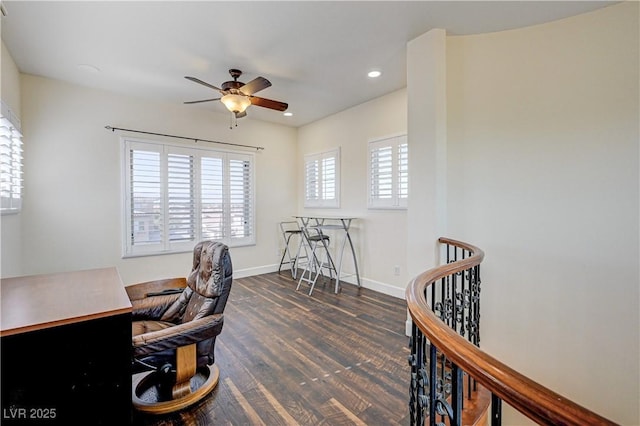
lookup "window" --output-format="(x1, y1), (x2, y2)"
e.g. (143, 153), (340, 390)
(0, 102), (23, 214)
(304, 148), (340, 208)
(122, 138), (254, 256)
(368, 134), (408, 209)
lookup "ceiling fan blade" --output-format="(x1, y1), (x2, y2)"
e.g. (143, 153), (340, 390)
(184, 76), (223, 92)
(250, 96), (288, 111)
(239, 77), (271, 96)
(235, 111), (247, 119)
(183, 98), (221, 104)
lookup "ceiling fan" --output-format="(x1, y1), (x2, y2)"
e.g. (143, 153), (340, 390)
(184, 69), (288, 120)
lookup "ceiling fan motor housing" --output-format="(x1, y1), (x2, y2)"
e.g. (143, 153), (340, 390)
(222, 69), (244, 93)
(221, 80), (244, 92)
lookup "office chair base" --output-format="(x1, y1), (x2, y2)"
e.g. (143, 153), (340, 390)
(132, 364), (220, 414)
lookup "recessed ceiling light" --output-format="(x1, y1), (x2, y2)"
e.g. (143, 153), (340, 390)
(283, 112), (293, 117)
(367, 70), (382, 78)
(77, 63), (100, 73)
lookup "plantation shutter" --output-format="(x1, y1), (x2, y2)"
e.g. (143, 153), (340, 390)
(167, 151), (195, 243)
(123, 139), (255, 256)
(304, 148), (340, 208)
(368, 135), (407, 209)
(0, 113), (23, 213)
(228, 154), (253, 241)
(321, 155), (336, 201)
(370, 143), (393, 203)
(201, 156), (225, 240)
(129, 145), (163, 248)
(397, 142), (408, 205)
(305, 156), (319, 203)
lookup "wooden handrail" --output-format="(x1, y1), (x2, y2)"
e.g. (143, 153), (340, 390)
(406, 237), (617, 426)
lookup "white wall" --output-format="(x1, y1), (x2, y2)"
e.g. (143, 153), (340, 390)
(297, 89), (408, 296)
(17, 74), (297, 284)
(446, 3), (638, 424)
(406, 28), (447, 280)
(0, 40), (22, 277)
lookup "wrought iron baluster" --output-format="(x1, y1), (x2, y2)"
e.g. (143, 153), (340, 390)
(431, 279), (436, 315)
(452, 251), (458, 332)
(476, 264), (481, 347)
(440, 349), (445, 424)
(451, 363), (463, 426)
(409, 322), (418, 425)
(491, 393), (502, 426)
(429, 343), (437, 426)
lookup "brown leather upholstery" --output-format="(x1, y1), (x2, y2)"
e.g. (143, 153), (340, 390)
(127, 241), (233, 374)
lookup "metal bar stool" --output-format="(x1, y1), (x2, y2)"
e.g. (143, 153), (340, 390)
(297, 226), (337, 295)
(278, 221), (307, 279)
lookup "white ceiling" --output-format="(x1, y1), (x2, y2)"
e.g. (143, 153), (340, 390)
(1, 1), (616, 128)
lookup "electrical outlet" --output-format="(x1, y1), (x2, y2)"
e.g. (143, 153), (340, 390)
(394, 265), (400, 276)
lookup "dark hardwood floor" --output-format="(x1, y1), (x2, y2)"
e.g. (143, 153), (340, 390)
(132, 271), (411, 425)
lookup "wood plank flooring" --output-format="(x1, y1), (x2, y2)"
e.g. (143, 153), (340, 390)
(132, 271), (411, 425)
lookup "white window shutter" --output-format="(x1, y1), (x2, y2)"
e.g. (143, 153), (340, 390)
(123, 138), (255, 257)
(167, 152), (195, 244)
(305, 156), (319, 204)
(0, 114), (23, 213)
(368, 135), (408, 209)
(304, 148), (340, 208)
(397, 141), (409, 206)
(228, 155), (253, 242)
(201, 156), (225, 241)
(128, 145), (163, 250)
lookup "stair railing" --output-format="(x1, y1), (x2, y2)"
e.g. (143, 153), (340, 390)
(406, 237), (617, 426)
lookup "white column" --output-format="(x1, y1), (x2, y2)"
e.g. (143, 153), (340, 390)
(405, 28), (447, 335)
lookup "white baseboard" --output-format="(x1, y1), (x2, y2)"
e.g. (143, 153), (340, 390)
(339, 274), (406, 300)
(234, 263), (279, 279)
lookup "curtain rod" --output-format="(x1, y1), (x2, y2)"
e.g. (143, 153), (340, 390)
(105, 126), (264, 151)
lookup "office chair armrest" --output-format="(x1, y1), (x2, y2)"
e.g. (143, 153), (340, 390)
(132, 314), (224, 357)
(130, 294), (182, 320)
(126, 278), (187, 301)
(126, 278), (187, 320)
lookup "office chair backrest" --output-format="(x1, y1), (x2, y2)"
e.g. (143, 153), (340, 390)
(161, 241), (233, 324)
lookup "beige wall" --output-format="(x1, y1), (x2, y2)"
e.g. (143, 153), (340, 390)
(1, 41), (20, 111)
(297, 88), (408, 296)
(16, 74), (297, 284)
(1, 40), (22, 277)
(446, 2), (639, 424)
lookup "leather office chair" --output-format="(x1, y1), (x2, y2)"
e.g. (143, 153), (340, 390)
(125, 241), (233, 414)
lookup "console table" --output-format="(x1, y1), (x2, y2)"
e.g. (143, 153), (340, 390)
(1, 267), (133, 425)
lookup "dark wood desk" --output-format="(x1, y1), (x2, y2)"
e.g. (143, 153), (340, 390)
(1, 268), (133, 425)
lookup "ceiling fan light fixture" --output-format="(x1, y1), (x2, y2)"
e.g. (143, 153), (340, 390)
(221, 93), (251, 113)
